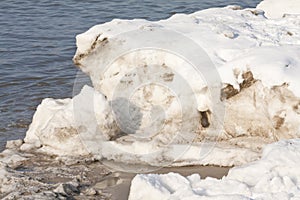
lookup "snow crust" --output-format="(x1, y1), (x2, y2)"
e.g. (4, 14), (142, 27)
(129, 139), (300, 200)
(18, 5), (300, 167)
(257, 0), (300, 19)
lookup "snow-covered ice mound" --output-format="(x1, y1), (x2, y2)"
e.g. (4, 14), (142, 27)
(21, 85), (119, 155)
(257, 0), (300, 19)
(19, 5), (300, 167)
(129, 139), (300, 200)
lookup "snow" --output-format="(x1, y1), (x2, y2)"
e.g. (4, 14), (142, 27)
(17, 4), (300, 168)
(1, 1), (300, 199)
(21, 85), (119, 156)
(257, 0), (300, 19)
(128, 139), (300, 200)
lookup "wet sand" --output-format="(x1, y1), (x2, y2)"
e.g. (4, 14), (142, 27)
(102, 165), (231, 200)
(1, 151), (230, 199)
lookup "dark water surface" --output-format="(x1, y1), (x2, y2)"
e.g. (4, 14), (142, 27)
(0, 0), (261, 150)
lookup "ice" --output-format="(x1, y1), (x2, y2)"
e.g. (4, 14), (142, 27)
(21, 85), (120, 156)
(257, 0), (300, 19)
(17, 5), (300, 167)
(1, 1), (300, 199)
(128, 139), (300, 200)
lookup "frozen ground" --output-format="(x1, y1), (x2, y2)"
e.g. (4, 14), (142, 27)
(0, 139), (230, 200)
(1, 0), (300, 199)
(0, 143), (113, 199)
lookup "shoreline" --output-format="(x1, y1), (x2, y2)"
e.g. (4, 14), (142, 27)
(2, 0), (300, 199)
(0, 148), (231, 199)
(104, 165), (231, 200)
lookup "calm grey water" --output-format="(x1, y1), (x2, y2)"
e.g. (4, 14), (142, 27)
(0, 0), (261, 150)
